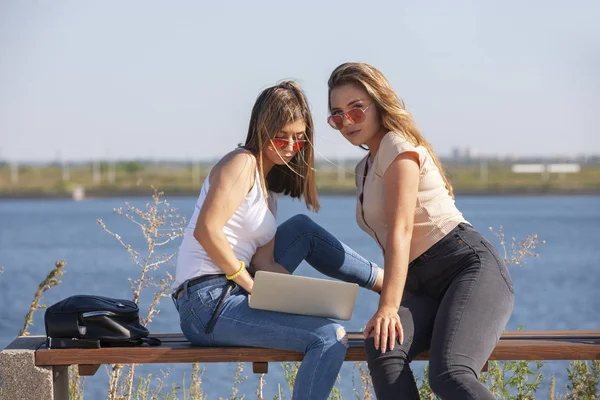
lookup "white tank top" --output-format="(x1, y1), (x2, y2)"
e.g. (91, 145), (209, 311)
(174, 161), (278, 287)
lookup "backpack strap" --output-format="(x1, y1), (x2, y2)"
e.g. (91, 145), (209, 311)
(46, 337), (101, 349)
(141, 337), (161, 346)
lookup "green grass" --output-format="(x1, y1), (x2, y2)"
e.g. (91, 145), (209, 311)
(1, 162), (599, 197)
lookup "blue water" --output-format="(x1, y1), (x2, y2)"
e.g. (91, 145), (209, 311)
(1, 195), (599, 399)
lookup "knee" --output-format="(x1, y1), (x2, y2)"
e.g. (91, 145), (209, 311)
(364, 337), (381, 361)
(365, 336), (409, 367)
(313, 323), (348, 355)
(428, 364), (475, 396)
(281, 214), (315, 232)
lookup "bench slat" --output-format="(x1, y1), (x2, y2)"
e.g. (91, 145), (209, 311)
(333, 332), (600, 344)
(148, 331), (600, 344)
(6, 331), (597, 368)
(33, 332), (600, 367)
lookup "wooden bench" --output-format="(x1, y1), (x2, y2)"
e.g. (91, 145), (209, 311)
(1, 330), (599, 400)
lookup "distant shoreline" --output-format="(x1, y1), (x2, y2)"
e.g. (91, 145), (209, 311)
(1, 187), (599, 200)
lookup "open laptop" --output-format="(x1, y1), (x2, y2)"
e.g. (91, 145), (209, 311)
(248, 271), (359, 320)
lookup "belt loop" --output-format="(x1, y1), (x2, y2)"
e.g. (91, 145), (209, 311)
(183, 279), (190, 301)
(171, 291), (178, 310)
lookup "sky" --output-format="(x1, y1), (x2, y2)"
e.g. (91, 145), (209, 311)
(1, 0), (598, 162)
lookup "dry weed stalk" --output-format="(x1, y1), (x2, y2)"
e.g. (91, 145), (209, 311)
(489, 226), (545, 267)
(565, 360), (600, 399)
(107, 363), (125, 399)
(188, 363), (207, 400)
(281, 362), (300, 397)
(97, 187), (186, 400)
(68, 365), (86, 400)
(352, 361), (374, 400)
(256, 373), (265, 400)
(227, 362), (247, 400)
(146, 368), (174, 399)
(17, 261), (87, 395)
(548, 373), (556, 399)
(19, 260), (66, 336)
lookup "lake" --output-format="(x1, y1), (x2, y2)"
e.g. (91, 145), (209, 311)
(1, 195), (598, 399)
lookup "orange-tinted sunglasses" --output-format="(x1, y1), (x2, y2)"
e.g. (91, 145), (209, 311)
(327, 104), (372, 130)
(271, 138), (307, 152)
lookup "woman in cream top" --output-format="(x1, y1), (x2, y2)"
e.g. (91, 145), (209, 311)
(355, 131), (467, 262)
(328, 63), (514, 400)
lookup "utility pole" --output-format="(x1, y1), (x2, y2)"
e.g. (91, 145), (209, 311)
(107, 160), (116, 184)
(10, 161), (18, 184)
(92, 161), (101, 184)
(62, 161), (70, 182)
(480, 160), (488, 185)
(337, 158), (345, 183)
(192, 160), (200, 186)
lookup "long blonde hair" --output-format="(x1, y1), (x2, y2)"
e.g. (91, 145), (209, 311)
(243, 81), (319, 211)
(327, 62), (454, 198)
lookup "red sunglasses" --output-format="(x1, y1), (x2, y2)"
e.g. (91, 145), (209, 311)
(271, 138), (307, 152)
(327, 103), (372, 130)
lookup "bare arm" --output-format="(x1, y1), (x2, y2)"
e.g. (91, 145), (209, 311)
(364, 151), (420, 353)
(193, 151), (256, 293)
(379, 152), (420, 311)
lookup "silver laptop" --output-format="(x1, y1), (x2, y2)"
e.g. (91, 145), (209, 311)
(248, 271), (359, 320)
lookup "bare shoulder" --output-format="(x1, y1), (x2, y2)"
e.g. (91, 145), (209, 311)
(216, 149), (256, 170)
(210, 149), (257, 186)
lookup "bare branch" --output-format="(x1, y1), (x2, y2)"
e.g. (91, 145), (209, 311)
(20, 261), (66, 336)
(489, 226), (544, 267)
(100, 186), (186, 397)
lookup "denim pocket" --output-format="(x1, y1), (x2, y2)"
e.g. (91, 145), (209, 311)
(196, 283), (227, 311)
(184, 304), (216, 345)
(183, 302), (207, 330)
(480, 239), (514, 294)
(176, 295), (212, 342)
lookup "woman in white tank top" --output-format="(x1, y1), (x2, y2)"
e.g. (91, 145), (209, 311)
(173, 81), (383, 400)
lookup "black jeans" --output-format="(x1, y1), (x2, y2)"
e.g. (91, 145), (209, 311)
(366, 223), (514, 400)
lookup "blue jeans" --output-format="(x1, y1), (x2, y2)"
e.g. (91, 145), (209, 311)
(174, 214), (379, 400)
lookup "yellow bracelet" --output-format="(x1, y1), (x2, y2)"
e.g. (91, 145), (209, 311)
(226, 261), (245, 280)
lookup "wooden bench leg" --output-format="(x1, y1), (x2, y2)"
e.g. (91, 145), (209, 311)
(253, 362), (268, 374)
(482, 361), (489, 372)
(78, 364), (101, 376)
(53, 366), (69, 400)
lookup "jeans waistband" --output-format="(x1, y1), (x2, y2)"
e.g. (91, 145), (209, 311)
(409, 222), (472, 268)
(174, 273), (226, 299)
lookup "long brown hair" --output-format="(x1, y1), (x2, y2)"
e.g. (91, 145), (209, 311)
(243, 81), (319, 211)
(327, 62), (454, 198)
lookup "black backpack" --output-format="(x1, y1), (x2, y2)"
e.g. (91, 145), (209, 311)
(44, 295), (161, 349)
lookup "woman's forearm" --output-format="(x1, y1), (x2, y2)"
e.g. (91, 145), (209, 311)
(195, 226), (254, 292)
(379, 233), (412, 311)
